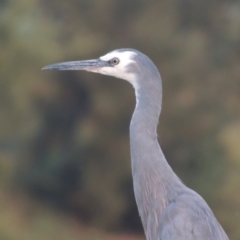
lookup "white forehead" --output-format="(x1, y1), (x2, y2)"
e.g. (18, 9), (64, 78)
(97, 50), (139, 89)
(100, 50), (137, 62)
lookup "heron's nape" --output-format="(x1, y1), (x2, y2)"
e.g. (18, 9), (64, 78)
(43, 48), (229, 240)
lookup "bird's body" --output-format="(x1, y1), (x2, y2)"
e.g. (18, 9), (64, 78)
(43, 48), (229, 240)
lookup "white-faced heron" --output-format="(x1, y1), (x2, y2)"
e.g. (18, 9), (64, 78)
(43, 49), (229, 240)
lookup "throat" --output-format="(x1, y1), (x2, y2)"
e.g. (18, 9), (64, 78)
(129, 94), (174, 197)
(129, 84), (166, 176)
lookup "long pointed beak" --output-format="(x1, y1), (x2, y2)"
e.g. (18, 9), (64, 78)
(42, 59), (109, 71)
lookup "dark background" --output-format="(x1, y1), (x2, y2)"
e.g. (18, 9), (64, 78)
(0, 0), (240, 239)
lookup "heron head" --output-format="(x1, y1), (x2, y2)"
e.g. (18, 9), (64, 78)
(42, 49), (154, 88)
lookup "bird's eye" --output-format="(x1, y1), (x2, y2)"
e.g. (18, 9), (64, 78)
(109, 58), (120, 66)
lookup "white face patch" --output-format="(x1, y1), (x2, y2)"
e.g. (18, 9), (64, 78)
(100, 50), (135, 62)
(90, 50), (139, 89)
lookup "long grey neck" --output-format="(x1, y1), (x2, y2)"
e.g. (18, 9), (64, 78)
(130, 76), (182, 240)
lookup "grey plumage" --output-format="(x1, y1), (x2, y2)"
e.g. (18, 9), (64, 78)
(43, 48), (229, 240)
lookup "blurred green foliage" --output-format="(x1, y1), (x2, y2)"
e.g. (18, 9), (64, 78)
(0, 0), (240, 239)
